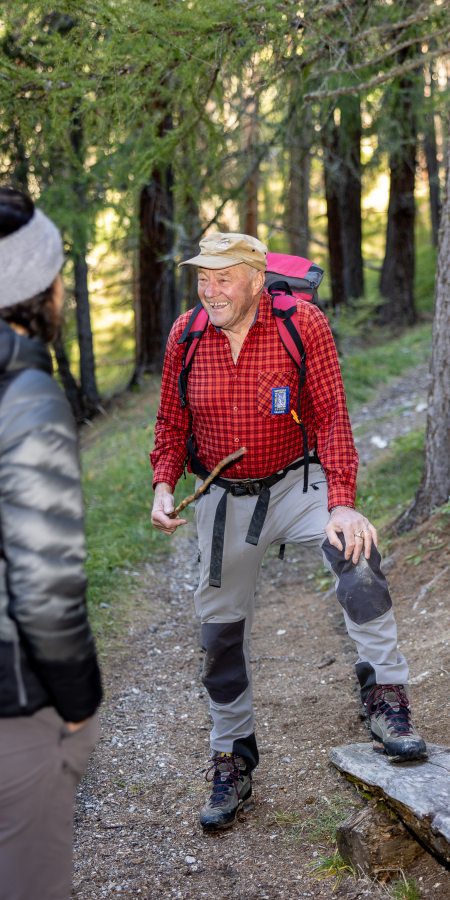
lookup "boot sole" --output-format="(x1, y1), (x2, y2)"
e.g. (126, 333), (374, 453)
(200, 787), (252, 832)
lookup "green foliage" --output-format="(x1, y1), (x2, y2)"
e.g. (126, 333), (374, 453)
(390, 875), (422, 900)
(1, 0), (446, 403)
(275, 793), (360, 843)
(340, 326), (431, 412)
(307, 847), (356, 891)
(357, 429), (425, 528)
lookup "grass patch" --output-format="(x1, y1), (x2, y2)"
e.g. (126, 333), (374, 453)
(390, 874), (422, 900)
(308, 847), (356, 891)
(356, 429), (425, 529)
(81, 385), (195, 641)
(340, 325), (432, 412)
(274, 793), (361, 843)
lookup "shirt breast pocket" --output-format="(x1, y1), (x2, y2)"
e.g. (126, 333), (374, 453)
(257, 371), (299, 418)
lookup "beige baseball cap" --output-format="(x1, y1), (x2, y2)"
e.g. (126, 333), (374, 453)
(179, 232), (268, 271)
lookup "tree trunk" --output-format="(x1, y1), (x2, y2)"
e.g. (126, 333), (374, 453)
(288, 132), (310, 259)
(53, 327), (85, 422)
(337, 804), (423, 878)
(12, 121), (29, 193)
(243, 97), (259, 238)
(131, 132), (176, 383)
(73, 254), (99, 411)
(379, 78), (417, 328)
(323, 123), (346, 309)
(424, 117), (441, 247)
(183, 193), (201, 310)
(395, 113), (450, 532)
(338, 96), (364, 299)
(70, 109), (99, 412)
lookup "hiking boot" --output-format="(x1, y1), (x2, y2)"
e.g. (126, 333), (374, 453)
(200, 752), (252, 831)
(366, 684), (427, 763)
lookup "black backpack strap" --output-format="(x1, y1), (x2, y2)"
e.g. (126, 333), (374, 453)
(270, 284), (310, 493)
(177, 303), (209, 409)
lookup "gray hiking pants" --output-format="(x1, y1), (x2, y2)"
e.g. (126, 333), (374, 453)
(194, 463), (408, 767)
(0, 706), (99, 900)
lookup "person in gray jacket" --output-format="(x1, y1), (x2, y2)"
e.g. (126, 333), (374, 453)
(0, 188), (102, 900)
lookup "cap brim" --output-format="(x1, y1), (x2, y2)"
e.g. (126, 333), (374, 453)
(179, 255), (244, 269)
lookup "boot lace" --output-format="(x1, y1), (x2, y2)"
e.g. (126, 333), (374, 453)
(205, 754), (241, 808)
(366, 684), (413, 736)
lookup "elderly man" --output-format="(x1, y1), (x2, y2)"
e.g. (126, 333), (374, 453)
(151, 232), (426, 832)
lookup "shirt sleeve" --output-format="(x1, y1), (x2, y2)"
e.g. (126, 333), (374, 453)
(301, 303), (358, 510)
(150, 319), (192, 491)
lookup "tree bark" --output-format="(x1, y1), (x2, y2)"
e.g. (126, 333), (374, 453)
(379, 77), (417, 328)
(53, 326), (85, 422)
(338, 96), (364, 299)
(70, 109), (99, 412)
(396, 113), (450, 532)
(183, 193), (201, 311)
(323, 122), (346, 309)
(12, 121), (29, 193)
(73, 254), (99, 411)
(337, 804), (423, 878)
(288, 129), (310, 259)
(424, 116), (441, 247)
(243, 97), (259, 238)
(131, 124), (176, 383)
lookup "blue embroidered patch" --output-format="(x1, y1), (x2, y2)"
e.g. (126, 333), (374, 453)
(271, 386), (290, 414)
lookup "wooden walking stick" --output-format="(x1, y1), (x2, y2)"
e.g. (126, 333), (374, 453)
(169, 446), (247, 518)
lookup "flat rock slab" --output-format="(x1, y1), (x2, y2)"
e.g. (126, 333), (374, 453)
(330, 742), (450, 862)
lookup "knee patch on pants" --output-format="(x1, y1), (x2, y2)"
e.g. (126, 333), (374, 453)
(201, 619), (249, 704)
(322, 536), (392, 625)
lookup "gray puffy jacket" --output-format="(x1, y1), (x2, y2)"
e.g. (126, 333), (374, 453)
(0, 321), (101, 720)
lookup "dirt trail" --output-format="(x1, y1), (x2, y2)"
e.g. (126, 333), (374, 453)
(73, 370), (450, 900)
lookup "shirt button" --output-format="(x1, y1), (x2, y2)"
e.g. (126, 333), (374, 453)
(236, 464), (241, 470)
(233, 406), (238, 411)
(234, 438), (239, 443)
(224, 342), (229, 348)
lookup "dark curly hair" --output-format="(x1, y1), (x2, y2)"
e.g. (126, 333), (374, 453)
(0, 289), (58, 343)
(0, 187), (59, 342)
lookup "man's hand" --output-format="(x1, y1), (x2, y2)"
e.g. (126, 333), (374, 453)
(151, 482), (187, 535)
(325, 506), (377, 565)
(66, 717), (91, 733)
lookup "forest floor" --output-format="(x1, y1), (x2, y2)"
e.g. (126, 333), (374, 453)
(72, 365), (450, 900)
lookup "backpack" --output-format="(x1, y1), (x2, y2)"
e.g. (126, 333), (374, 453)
(177, 253), (324, 493)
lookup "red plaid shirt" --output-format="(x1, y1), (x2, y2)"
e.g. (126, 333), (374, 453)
(151, 292), (358, 509)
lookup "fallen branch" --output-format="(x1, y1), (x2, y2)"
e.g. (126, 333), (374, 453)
(412, 566), (449, 609)
(318, 656), (336, 669)
(170, 446), (247, 518)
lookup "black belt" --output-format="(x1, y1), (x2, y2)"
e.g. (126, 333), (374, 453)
(187, 438), (320, 588)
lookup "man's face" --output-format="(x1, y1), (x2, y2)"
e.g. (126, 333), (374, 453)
(197, 263), (264, 330)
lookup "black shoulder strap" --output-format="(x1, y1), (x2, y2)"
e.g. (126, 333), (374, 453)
(269, 282), (309, 493)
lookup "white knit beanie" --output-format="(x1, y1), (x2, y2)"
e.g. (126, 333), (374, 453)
(0, 208), (64, 306)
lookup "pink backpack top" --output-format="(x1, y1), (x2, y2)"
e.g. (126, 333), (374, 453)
(265, 252), (324, 303)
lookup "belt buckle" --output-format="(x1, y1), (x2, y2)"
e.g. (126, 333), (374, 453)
(232, 484), (247, 497)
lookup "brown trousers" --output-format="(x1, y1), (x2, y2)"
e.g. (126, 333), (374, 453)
(0, 706), (99, 900)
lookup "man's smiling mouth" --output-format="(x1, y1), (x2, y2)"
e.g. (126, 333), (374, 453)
(208, 302), (229, 309)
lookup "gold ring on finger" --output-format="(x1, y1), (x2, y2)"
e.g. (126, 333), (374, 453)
(355, 530), (364, 538)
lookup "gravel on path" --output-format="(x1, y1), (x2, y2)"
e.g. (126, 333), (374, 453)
(72, 365), (450, 899)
